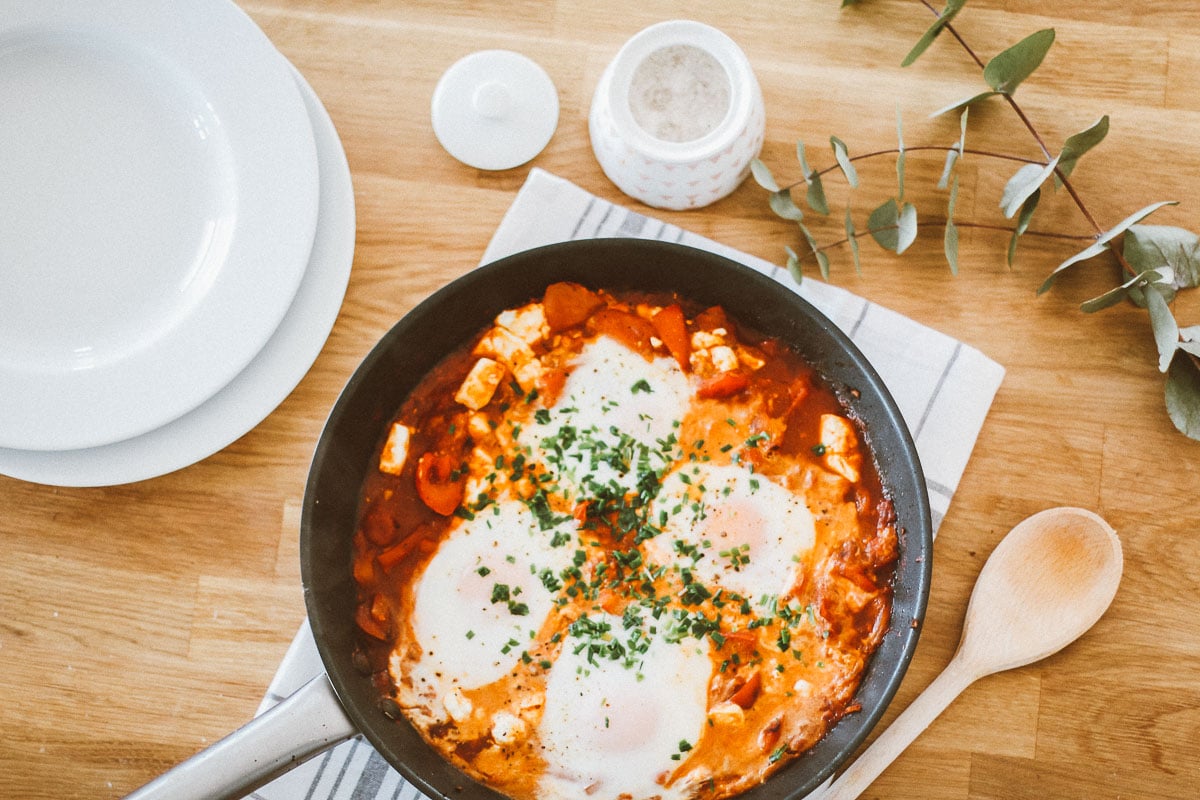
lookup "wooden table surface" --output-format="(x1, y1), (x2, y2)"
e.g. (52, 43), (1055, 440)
(3, 1), (1198, 798)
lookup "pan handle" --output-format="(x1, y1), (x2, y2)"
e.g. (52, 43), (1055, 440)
(124, 672), (358, 800)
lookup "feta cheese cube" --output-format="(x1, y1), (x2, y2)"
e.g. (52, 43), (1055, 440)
(455, 357), (506, 410)
(379, 422), (412, 475)
(495, 303), (548, 345)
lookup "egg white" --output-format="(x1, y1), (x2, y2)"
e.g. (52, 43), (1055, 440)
(647, 462), (816, 600)
(405, 499), (576, 695)
(529, 335), (688, 501)
(537, 612), (712, 800)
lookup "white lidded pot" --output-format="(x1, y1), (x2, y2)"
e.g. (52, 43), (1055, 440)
(589, 20), (766, 210)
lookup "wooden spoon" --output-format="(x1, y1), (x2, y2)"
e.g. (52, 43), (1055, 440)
(818, 506), (1123, 800)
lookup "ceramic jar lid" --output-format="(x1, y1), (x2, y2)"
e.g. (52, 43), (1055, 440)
(431, 50), (559, 171)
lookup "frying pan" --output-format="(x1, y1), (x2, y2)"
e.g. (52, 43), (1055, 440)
(127, 238), (932, 800)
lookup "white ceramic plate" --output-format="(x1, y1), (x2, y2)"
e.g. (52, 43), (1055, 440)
(0, 0), (319, 451)
(0, 65), (354, 487)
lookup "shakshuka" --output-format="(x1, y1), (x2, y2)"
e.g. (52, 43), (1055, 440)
(351, 282), (899, 800)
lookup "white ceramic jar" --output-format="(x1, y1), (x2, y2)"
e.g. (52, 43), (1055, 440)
(589, 20), (765, 211)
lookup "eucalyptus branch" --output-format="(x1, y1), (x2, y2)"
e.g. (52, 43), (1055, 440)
(754, 0), (1200, 440)
(917, 0), (1136, 276)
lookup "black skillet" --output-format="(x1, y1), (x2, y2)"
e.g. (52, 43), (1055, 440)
(126, 238), (932, 800)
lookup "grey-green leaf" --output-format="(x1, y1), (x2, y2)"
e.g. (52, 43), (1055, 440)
(1080, 267), (1172, 314)
(1165, 351), (1200, 441)
(1145, 284), (1180, 373)
(945, 175), (960, 275)
(937, 149), (959, 190)
(845, 207), (862, 274)
(806, 172), (830, 215)
(1181, 326), (1200, 357)
(1039, 201), (1178, 294)
(901, 0), (968, 67)
(1123, 224), (1200, 290)
(796, 140), (812, 178)
(769, 189), (805, 221)
(816, 248), (831, 280)
(897, 202), (918, 254)
(1056, 115), (1109, 184)
(1000, 159), (1058, 219)
(931, 90), (999, 119)
(868, 199), (899, 252)
(750, 159), (779, 192)
(1007, 189), (1041, 265)
(830, 136), (859, 188)
(798, 222), (829, 281)
(784, 245), (803, 283)
(866, 198), (918, 254)
(983, 28), (1056, 95)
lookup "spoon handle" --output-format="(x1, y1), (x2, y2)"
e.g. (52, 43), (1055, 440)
(817, 655), (981, 800)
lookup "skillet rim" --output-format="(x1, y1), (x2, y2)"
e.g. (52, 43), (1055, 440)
(301, 238), (933, 800)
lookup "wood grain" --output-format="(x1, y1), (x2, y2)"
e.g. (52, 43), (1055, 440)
(2, 1), (1198, 797)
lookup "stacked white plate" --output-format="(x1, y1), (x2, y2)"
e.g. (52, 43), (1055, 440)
(0, 0), (355, 486)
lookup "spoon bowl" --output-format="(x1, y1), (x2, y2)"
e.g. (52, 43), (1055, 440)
(817, 506), (1123, 800)
(958, 506), (1123, 675)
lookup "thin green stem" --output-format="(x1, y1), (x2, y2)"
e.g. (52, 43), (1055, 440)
(782, 145), (1038, 193)
(802, 219), (1095, 264)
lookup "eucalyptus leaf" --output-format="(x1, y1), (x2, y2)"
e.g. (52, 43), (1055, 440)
(1129, 282), (1174, 308)
(1039, 201), (1178, 294)
(795, 139), (829, 213)
(867, 199), (917, 253)
(796, 140), (812, 179)
(1080, 267), (1173, 314)
(901, 0), (968, 67)
(1000, 158), (1058, 219)
(785, 245), (803, 283)
(1165, 351), (1200, 440)
(984, 28), (1056, 95)
(938, 149), (959, 190)
(1056, 115), (1109, 185)
(816, 248), (831, 280)
(807, 172), (830, 215)
(897, 202), (918, 253)
(931, 90), (999, 119)
(830, 136), (859, 188)
(1123, 224), (1200, 290)
(868, 199), (900, 252)
(846, 206), (862, 274)
(1079, 284), (1133, 314)
(769, 189), (805, 221)
(1181, 326), (1200, 357)
(945, 175), (960, 275)
(798, 222), (830, 280)
(1145, 284), (1181, 373)
(750, 159), (779, 192)
(1016, 190), (1039, 232)
(1007, 189), (1040, 265)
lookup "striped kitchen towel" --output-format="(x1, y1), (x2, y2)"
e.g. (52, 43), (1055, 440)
(245, 167), (1005, 800)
